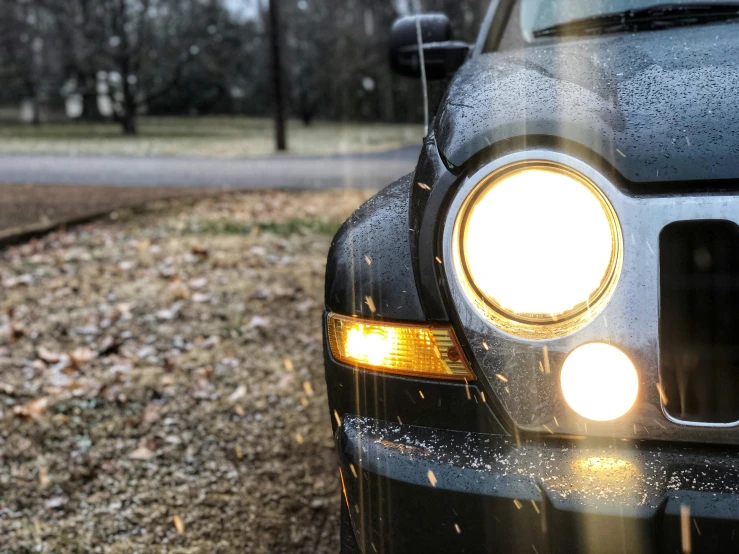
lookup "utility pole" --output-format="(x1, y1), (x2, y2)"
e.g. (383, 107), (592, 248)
(268, 0), (287, 151)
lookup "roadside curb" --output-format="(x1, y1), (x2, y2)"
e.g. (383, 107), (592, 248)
(0, 211), (110, 249)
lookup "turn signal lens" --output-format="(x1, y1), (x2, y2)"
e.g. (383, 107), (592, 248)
(327, 313), (475, 381)
(561, 343), (638, 421)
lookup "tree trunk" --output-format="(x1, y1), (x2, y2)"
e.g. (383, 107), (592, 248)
(80, 74), (104, 120)
(30, 97), (41, 126)
(121, 111), (137, 135)
(268, 0), (287, 151)
(120, 82), (138, 136)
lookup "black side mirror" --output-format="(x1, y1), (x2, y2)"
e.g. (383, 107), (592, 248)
(389, 14), (471, 80)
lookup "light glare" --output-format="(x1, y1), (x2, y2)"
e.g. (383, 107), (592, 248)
(462, 168), (615, 320)
(327, 314), (475, 380)
(344, 325), (397, 366)
(560, 343), (638, 421)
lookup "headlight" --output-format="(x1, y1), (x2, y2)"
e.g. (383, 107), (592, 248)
(452, 162), (622, 339)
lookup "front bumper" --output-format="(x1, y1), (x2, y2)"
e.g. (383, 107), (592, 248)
(336, 414), (739, 554)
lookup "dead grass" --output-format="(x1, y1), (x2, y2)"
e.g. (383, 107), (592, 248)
(0, 117), (423, 158)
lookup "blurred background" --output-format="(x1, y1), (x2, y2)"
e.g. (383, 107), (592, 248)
(0, 1), (488, 553)
(0, 0), (485, 153)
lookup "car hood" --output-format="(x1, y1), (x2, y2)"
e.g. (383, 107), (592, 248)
(435, 23), (739, 184)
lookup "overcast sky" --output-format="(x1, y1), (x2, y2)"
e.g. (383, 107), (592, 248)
(224, 0), (260, 21)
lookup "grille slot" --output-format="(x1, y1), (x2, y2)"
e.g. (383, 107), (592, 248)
(660, 220), (739, 424)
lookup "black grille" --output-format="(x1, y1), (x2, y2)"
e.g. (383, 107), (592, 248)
(660, 220), (739, 424)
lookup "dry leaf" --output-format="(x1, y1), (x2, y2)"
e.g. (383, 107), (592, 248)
(13, 397), (49, 420)
(45, 496), (67, 510)
(129, 446), (156, 461)
(235, 445), (243, 459)
(191, 245), (209, 259)
(303, 381), (314, 396)
(228, 385), (247, 402)
(39, 467), (50, 488)
(192, 292), (210, 303)
(69, 347), (95, 371)
(37, 347), (62, 364)
(189, 277), (208, 289)
(143, 405), (161, 424)
(283, 358), (294, 371)
(173, 515), (185, 534)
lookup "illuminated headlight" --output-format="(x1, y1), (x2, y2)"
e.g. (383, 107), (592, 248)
(452, 162), (622, 339)
(561, 343), (638, 421)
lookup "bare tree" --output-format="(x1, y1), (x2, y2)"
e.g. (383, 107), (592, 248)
(0, 0), (63, 123)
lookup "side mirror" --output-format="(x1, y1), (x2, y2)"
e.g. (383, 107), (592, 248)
(389, 14), (471, 80)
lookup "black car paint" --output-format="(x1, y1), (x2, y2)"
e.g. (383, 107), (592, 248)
(338, 415), (739, 554)
(324, 14), (739, 554)
(325, 174), (425, 322)
(438, 23), (739, 185)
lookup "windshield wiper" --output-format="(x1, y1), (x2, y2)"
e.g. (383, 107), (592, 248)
(533, 2), (739, 37)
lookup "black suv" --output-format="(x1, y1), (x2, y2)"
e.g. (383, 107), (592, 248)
(324, 1), (739, 552)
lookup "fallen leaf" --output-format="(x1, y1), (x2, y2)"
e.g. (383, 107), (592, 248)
(39, 467), (50, 488)
(189, 277), (208, 289)
(45, 496), (67, 510)
(192, 292), (210, 303)
(37, 347), (62, 364)
(191, 245), (209, 259)
(173, 515), (185, 534)
(143, 405), (161, 424)
(129, 446), (156, 461)
(303, 381), (314, 396)
(13, 397), (49, 420)
(228, 384), (247, 402)
(248, 316), (270, 329)
(69, 347), (95, 371)
(283, 358), (294, 371)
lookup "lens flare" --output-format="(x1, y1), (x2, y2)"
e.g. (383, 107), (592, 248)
(453, 164), (622, 338)
(561, 343), (638, 421)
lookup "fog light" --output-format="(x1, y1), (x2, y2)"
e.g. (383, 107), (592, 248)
(560, 343), (638, 421)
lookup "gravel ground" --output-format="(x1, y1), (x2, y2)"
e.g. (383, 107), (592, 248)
(0, 189), (372, 553)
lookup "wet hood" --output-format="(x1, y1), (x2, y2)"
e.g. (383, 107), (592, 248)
(435, 23), (739, 184)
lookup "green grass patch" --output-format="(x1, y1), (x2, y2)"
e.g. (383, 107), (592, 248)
(187, 218), (342, 237)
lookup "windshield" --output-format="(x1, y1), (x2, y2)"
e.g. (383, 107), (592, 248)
(521, 0), (738, 39)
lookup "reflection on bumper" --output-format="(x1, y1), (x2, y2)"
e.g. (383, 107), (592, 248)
(336, 415), (739, 554)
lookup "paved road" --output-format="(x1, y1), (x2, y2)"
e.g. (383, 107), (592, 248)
(0, 146), (419, 190)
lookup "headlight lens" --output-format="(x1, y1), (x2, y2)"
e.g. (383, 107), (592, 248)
(452, 162), (622, 338)
(561, 343), (638, 421)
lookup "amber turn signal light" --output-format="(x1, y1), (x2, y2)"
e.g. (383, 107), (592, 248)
(327, 313), (475, 381)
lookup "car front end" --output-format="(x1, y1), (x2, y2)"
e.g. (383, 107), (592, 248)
(324, 5), (739, 553)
